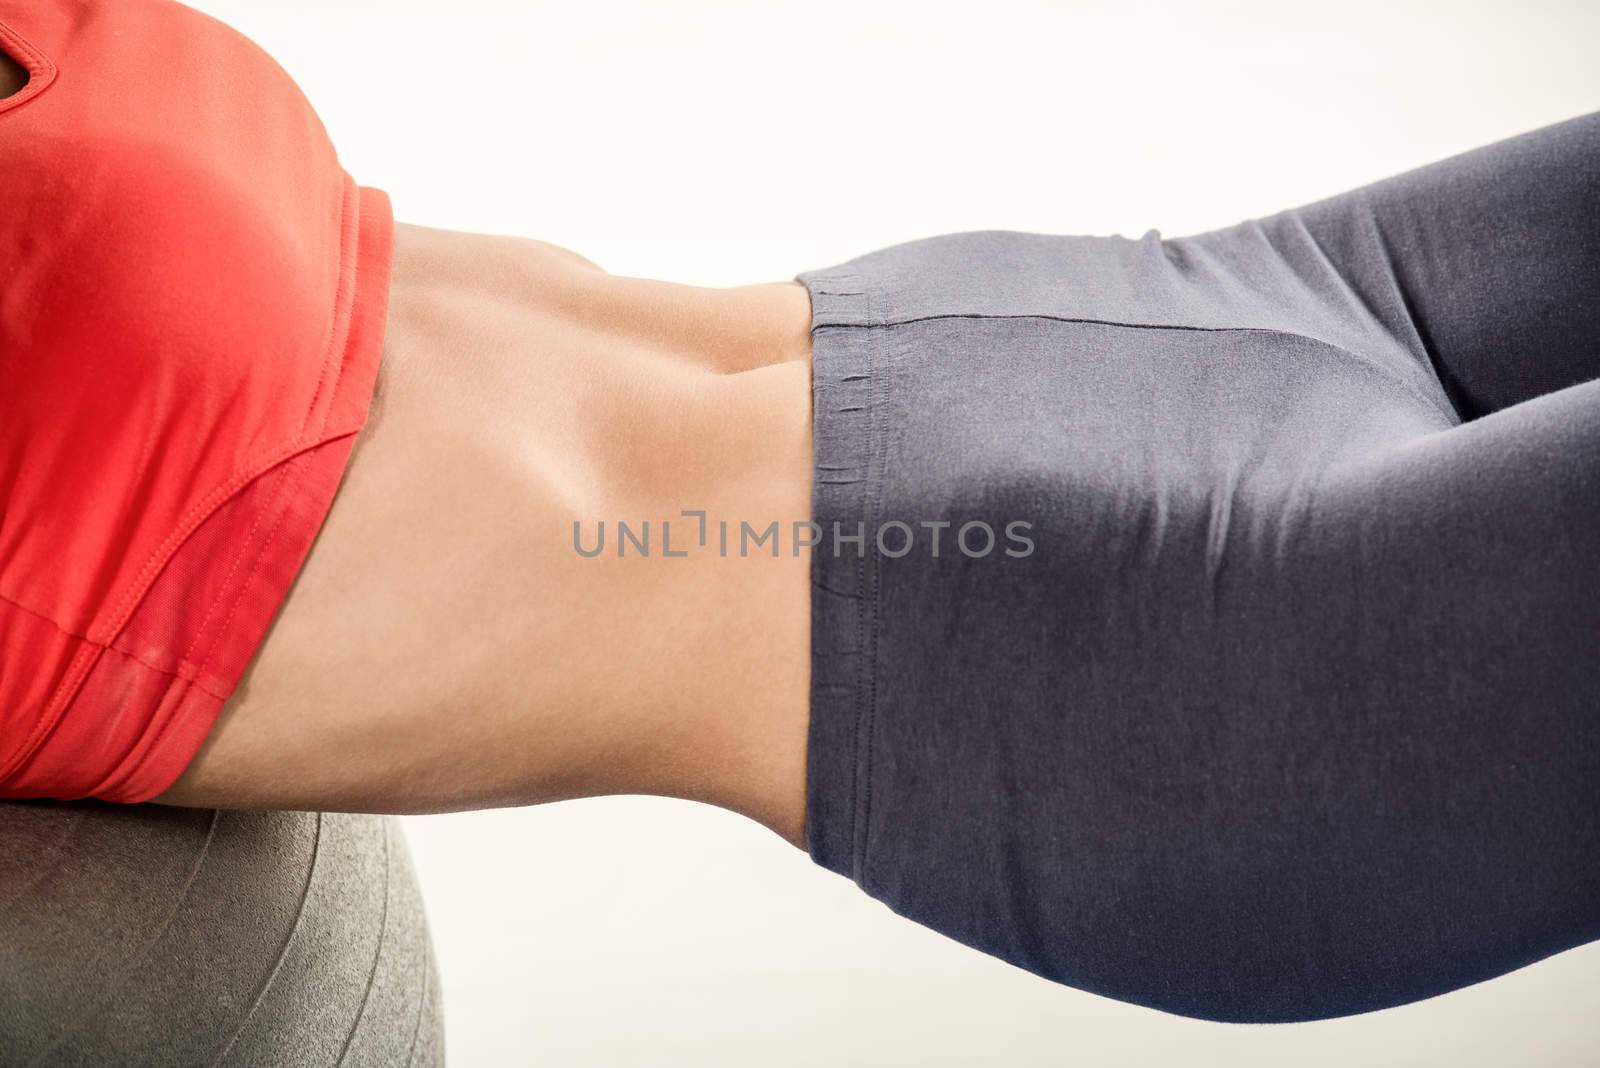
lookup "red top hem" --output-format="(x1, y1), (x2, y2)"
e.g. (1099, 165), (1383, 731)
(0, 183), (395, 802)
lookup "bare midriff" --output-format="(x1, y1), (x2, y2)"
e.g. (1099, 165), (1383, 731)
(159, 222), (816, 850)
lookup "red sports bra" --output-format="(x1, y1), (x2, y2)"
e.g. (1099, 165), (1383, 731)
(0, 0), (394, 800)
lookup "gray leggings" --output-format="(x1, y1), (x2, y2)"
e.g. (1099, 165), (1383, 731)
(797, 110), (1600, 1022)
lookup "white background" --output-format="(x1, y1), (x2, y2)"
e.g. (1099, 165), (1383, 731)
(192, 2), (1600, 1064)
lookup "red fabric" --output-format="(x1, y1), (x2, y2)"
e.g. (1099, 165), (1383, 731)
(0, 1), (394, 801)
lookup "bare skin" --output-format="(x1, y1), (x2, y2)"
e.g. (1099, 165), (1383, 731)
(0, 49), (26, 99)
(155, 222), (816, 850)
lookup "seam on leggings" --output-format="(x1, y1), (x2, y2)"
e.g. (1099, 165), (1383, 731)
(1275, 208), (1406, 369)
(832, 311), (1459, 427)
(1363, 205), (1465, 420)
(847, 371), (868, 887)
(804, 269), (881, 887)
(856, 285), (886, 889)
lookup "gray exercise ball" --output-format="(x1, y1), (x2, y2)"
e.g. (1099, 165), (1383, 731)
(0, 802), (444, 1066)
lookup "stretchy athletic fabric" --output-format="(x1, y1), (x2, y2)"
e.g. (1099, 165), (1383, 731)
(797, 110), (1600, 1023)
(0, 0), (393, 801)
